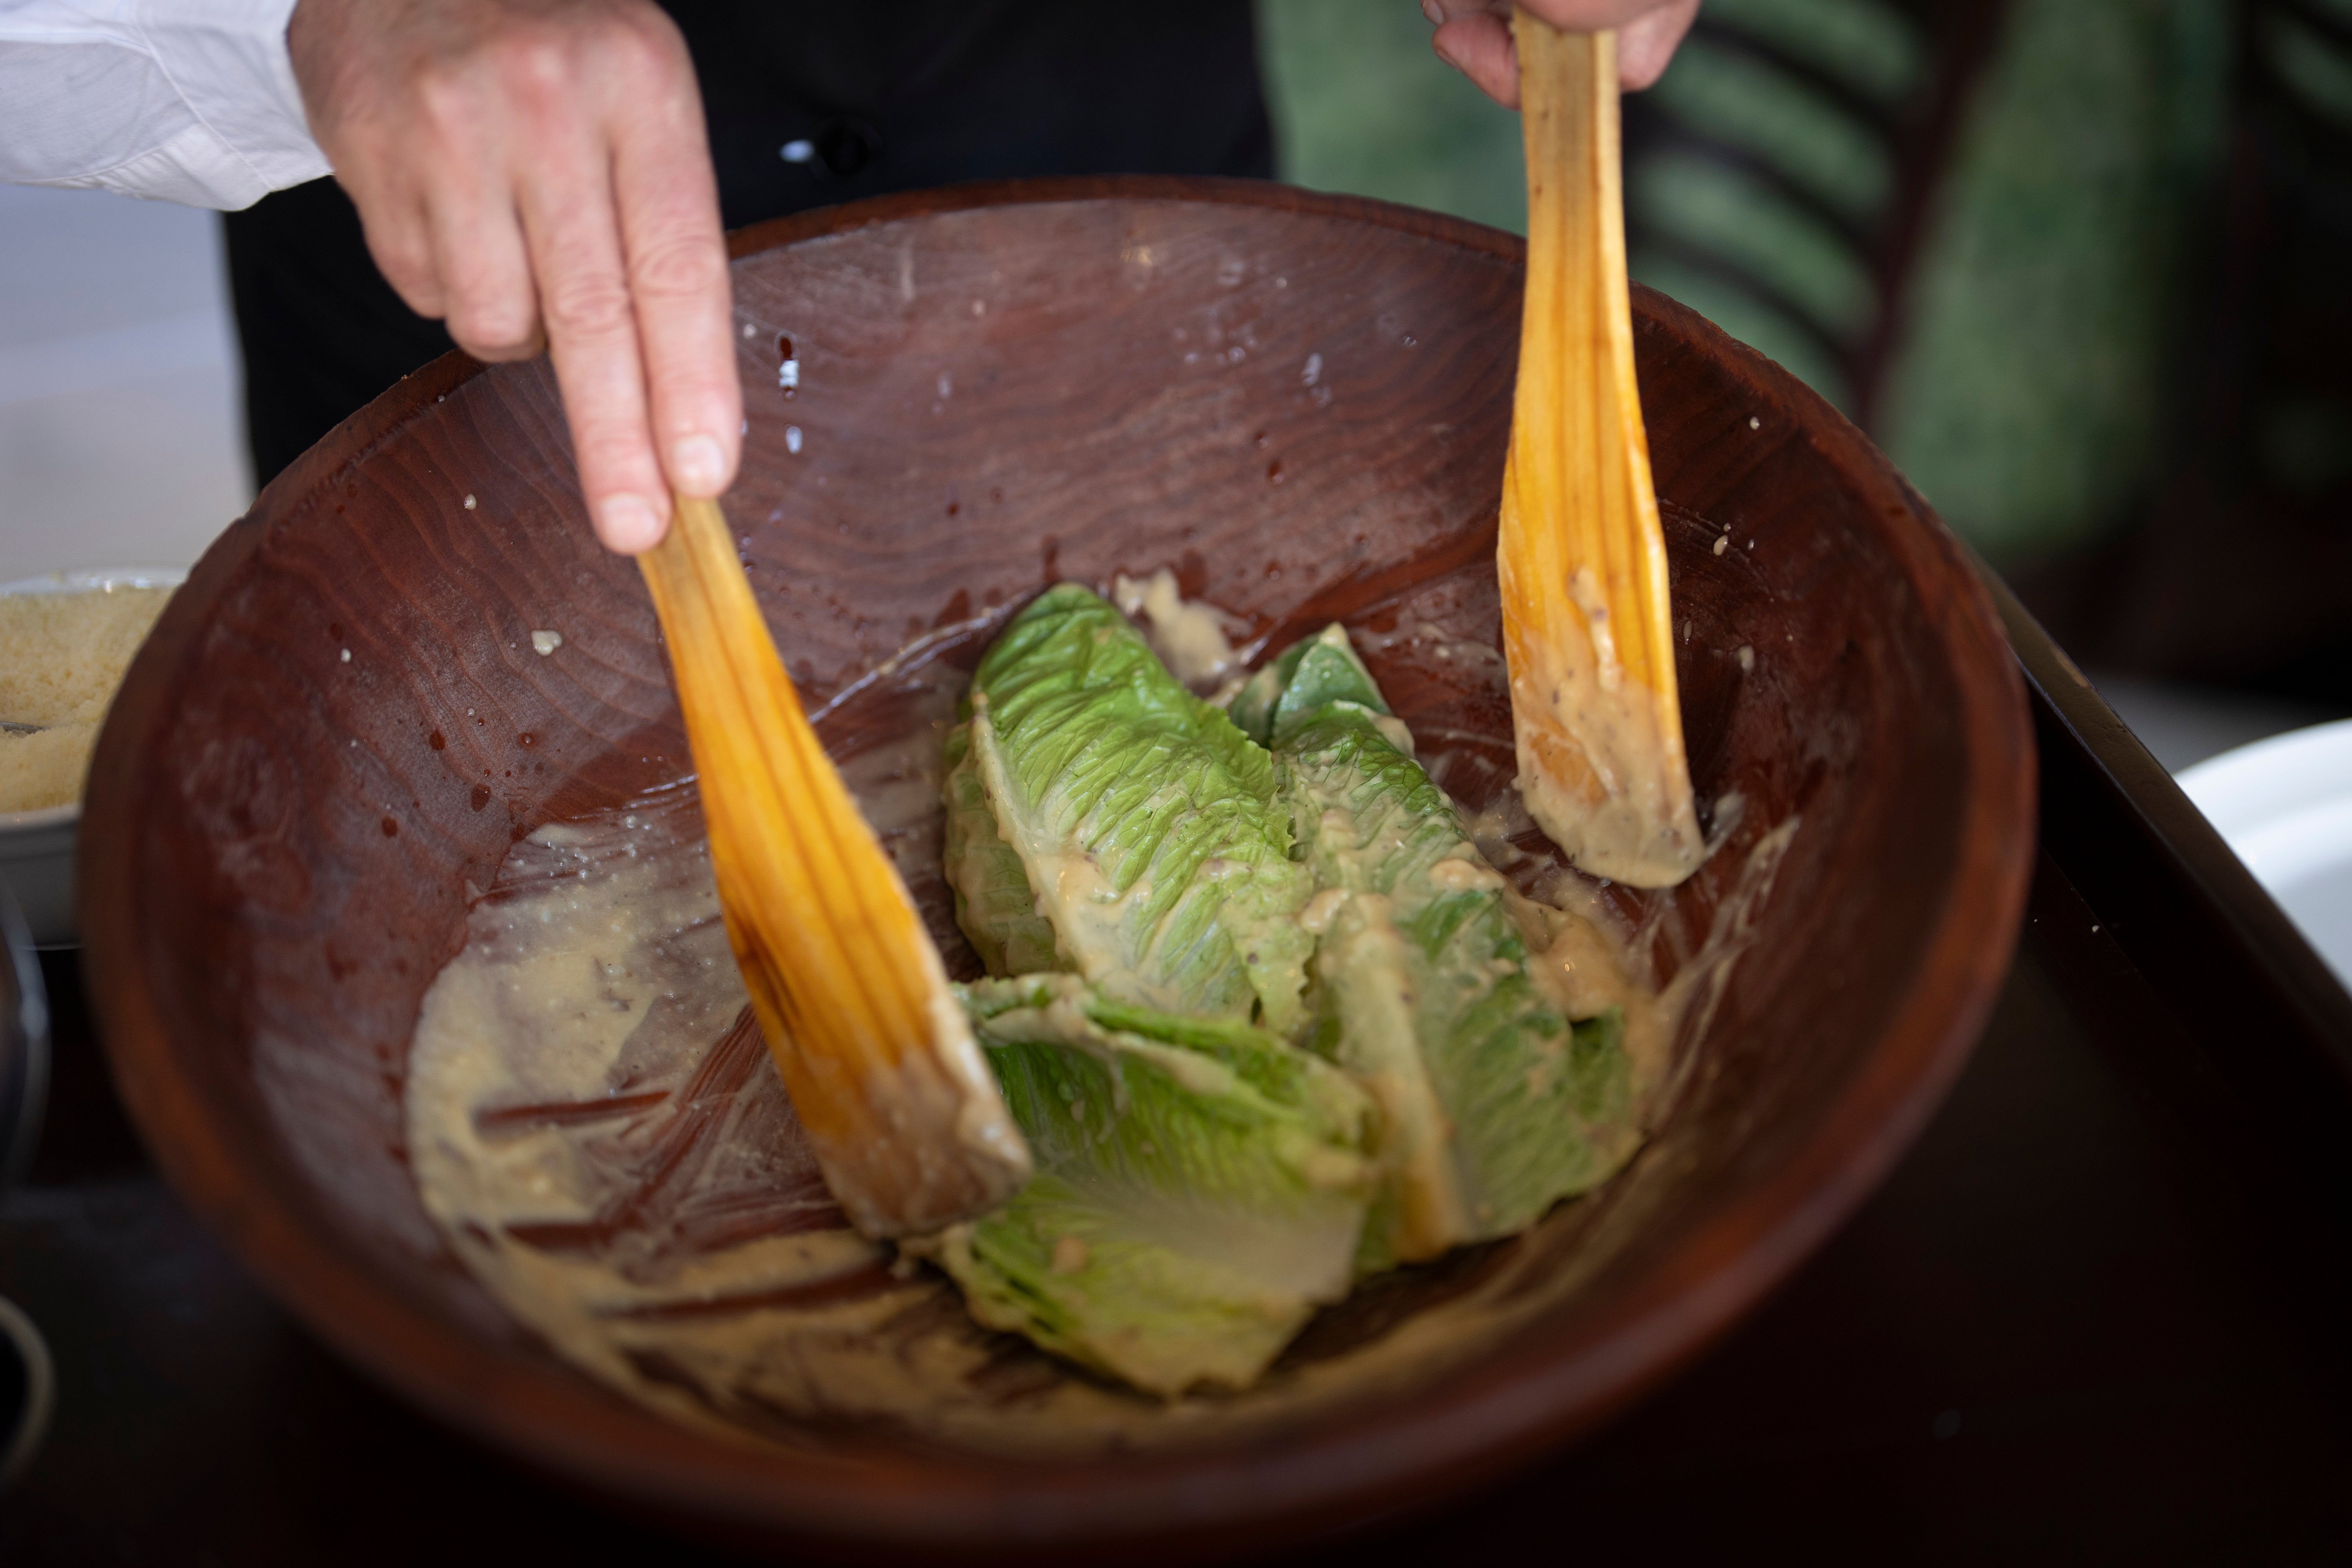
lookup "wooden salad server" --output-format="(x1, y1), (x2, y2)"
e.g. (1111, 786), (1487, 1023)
(637, 494), (1031, 1236)
(1499, 13), (1706, 888)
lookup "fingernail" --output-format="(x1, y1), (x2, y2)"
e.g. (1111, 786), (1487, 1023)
(671, 434), (726, 494)
(1420, 0), (1443, 23)
(1433, 33), (1463, 69)
(599, 493), (663, 553)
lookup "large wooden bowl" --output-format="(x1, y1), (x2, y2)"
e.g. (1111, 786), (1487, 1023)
(81, 180), (2031, 1557)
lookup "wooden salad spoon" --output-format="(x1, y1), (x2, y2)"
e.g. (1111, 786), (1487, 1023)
(637, 493), (1031, 1236)
(1499, 13), (1706, 888)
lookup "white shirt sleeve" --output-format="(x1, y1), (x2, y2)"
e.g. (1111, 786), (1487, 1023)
(0, 0), (331, 209)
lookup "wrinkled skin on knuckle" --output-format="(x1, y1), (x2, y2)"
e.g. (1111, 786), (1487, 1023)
(480, 1), (676, 110)
(596, 10), (680, 80)
(485, 25), (593, 124)
(627, 233), (725, 303)
(411, 61), (501, 143)
(590, 2), (693, 88)
(541, 269), (635, 342)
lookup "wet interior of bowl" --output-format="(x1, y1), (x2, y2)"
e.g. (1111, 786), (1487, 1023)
(84, 182), (2029, 1546)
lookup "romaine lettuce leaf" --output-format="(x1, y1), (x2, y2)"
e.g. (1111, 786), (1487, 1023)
(942, 720), (1061, 976)
(929, 600), (1639, 1396)
(1231, 620), (1394, 745)
(1265, 626), (1637, 1265)
(954, 584), (1314, 1036)
(932, 975), (1375, 1394)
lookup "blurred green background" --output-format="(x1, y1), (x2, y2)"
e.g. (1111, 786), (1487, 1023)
(1256, 0), (2236, 569)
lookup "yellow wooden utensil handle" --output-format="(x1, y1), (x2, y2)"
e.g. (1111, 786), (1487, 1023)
(1499, 15), (1705, 888)
(639, 495), (1029, 1235)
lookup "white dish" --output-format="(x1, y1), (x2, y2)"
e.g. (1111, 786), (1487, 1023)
(2177, 717), (2352, 992)
(0, 567), (187, 947)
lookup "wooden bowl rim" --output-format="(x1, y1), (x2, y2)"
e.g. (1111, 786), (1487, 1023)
(81, 175), (2034, 1552)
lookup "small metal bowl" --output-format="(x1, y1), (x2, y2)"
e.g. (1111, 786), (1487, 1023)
(0, 878), (54, 1492)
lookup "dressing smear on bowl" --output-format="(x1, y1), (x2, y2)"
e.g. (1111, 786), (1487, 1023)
(404, 579), (1791, 1455)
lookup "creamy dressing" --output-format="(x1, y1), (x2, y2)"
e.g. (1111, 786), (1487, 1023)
(402, 605), (1795, 1456)
(1496, 541), (1708, 888)
(405, 784), (1791, 1454)
(1426, 853), (1505, 894)
(1113, 568), (1247, 688)
(1506, 641), (1708, 890)
(1313, 891), (1472, 1255)
(404, 785), (907, 1446)
(968, 704), (1173, 1009)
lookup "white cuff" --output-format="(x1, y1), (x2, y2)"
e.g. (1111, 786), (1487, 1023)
(0, 0), (330, 209)
(139, 0), (330, 198)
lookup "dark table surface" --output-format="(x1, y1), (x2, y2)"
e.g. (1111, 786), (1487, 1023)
(8, 597), (2352, 1564)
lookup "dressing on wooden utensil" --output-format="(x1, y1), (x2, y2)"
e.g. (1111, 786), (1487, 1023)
(637, 494), (1030, 1234)
(1499, 14), (1705, 889)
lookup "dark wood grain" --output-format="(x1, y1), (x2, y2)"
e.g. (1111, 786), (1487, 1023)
(76, 178), (2033, 1557)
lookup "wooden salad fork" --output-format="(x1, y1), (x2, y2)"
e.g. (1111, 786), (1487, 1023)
(637, 494), (1031, 1236)
(1499, 13), (1706, 889)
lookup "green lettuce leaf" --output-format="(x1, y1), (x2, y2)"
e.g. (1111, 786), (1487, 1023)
(942, 720), (1061, 976)
(1266, 626), (1637, 1266)
(953, 584), (1314, 1036)
(1230, 621), (1393, 745)
(933, 975), (1375, 1395)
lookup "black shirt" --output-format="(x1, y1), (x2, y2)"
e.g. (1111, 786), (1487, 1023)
(223, 0), (1271, 483)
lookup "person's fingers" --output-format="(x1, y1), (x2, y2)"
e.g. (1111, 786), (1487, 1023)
(426, 167), (545, 361)
(605, 25), (739, 500)
(350, 181), (449, 321)
(432, 196), (546, 363)
(1618, 0), (1702, 89)
(1432, 12), (1520, 108)
(516, 113), (670, 555)
(1430, 0), (1698, 101)
(416, 73), (543, 361)
(287, 0), (728, 554)
(1509, 0), (1691, 28)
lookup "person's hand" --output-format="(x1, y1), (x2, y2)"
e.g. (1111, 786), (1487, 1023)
(287, 0), (740, 554)
(1424, 0), (1704, 102)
